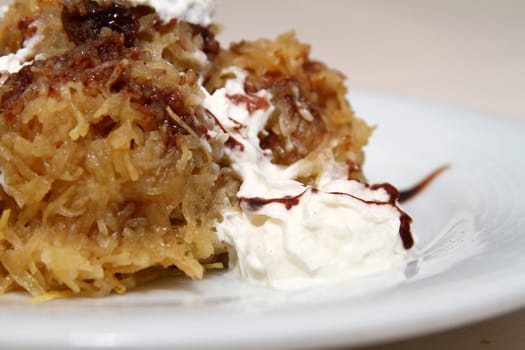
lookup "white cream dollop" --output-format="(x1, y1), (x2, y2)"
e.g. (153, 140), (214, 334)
(127, 0), (215, 25)
(203, 68), (414, 290)
(0, 7), (42, 74)
(0, 0), (215, 73)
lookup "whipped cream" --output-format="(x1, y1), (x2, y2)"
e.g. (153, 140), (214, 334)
(0, 0), (215, 73)
(203, 68), (414, 290)
(128, 0), (215, 25)
(0, 6), (42, 74)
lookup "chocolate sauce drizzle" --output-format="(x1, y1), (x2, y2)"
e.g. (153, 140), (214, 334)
(240, 185), (415, 250)
(238, 165), (451, 250)
(398, 164), (450, 203)
(225, 136), (245, 151)
(226, 93), (270, 113)
(240, 190), (308, 211)
(204, 108), (245, 151)
(228, 117), (246, 131)
(328, 183), (414, 249)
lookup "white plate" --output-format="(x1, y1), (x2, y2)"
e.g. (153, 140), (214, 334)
(1, 91), (524, 350)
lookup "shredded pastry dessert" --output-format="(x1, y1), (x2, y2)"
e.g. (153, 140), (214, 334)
(0, 0), (414, 297)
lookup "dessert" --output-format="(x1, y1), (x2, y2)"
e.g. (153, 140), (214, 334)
(0, 0), (414, 297)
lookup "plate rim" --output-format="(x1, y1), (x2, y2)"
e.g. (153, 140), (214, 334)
(1, 91), (525, 349)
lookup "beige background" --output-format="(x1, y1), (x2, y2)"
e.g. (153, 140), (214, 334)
(216, 0), (524, 121)
(216, 1), (525, 349)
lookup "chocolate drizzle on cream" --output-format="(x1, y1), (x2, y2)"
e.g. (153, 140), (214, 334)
(205, 68), (416, 289)
(226, 93), (271, 113)
(240, 184), (415, 249)
(330, 183), (414, 249)
(204, 108), (244, 151)
(240, 189), (308, 211)
(227, 116), (245, 131)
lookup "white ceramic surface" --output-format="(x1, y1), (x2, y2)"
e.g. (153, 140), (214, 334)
(0, 91), (524, 350)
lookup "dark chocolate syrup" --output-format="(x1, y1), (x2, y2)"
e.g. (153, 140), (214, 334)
(328, 184), (414, 249)
(204, 108), (245, 151)
(399, 213), (414, 249)
(370, 183), (400, 203)
(228, 117), (246, 131)
(241, 185), (415, 250)
(226, 93), (270, 113)
(225, 137), (245, 151)
(398, 164), (450, 203)
(204, 108), (227, 132)
(240, 190), (308, 211)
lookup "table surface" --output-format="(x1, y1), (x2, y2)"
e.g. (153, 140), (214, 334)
(216, 1), (525, 349)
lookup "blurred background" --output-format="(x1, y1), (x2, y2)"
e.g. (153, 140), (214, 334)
(217, 0), (524, 121)
(217, 1), (525, 349)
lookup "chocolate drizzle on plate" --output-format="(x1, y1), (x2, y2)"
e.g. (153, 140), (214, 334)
(204, 108), (245, 151)
(398, 164), (451, 203)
